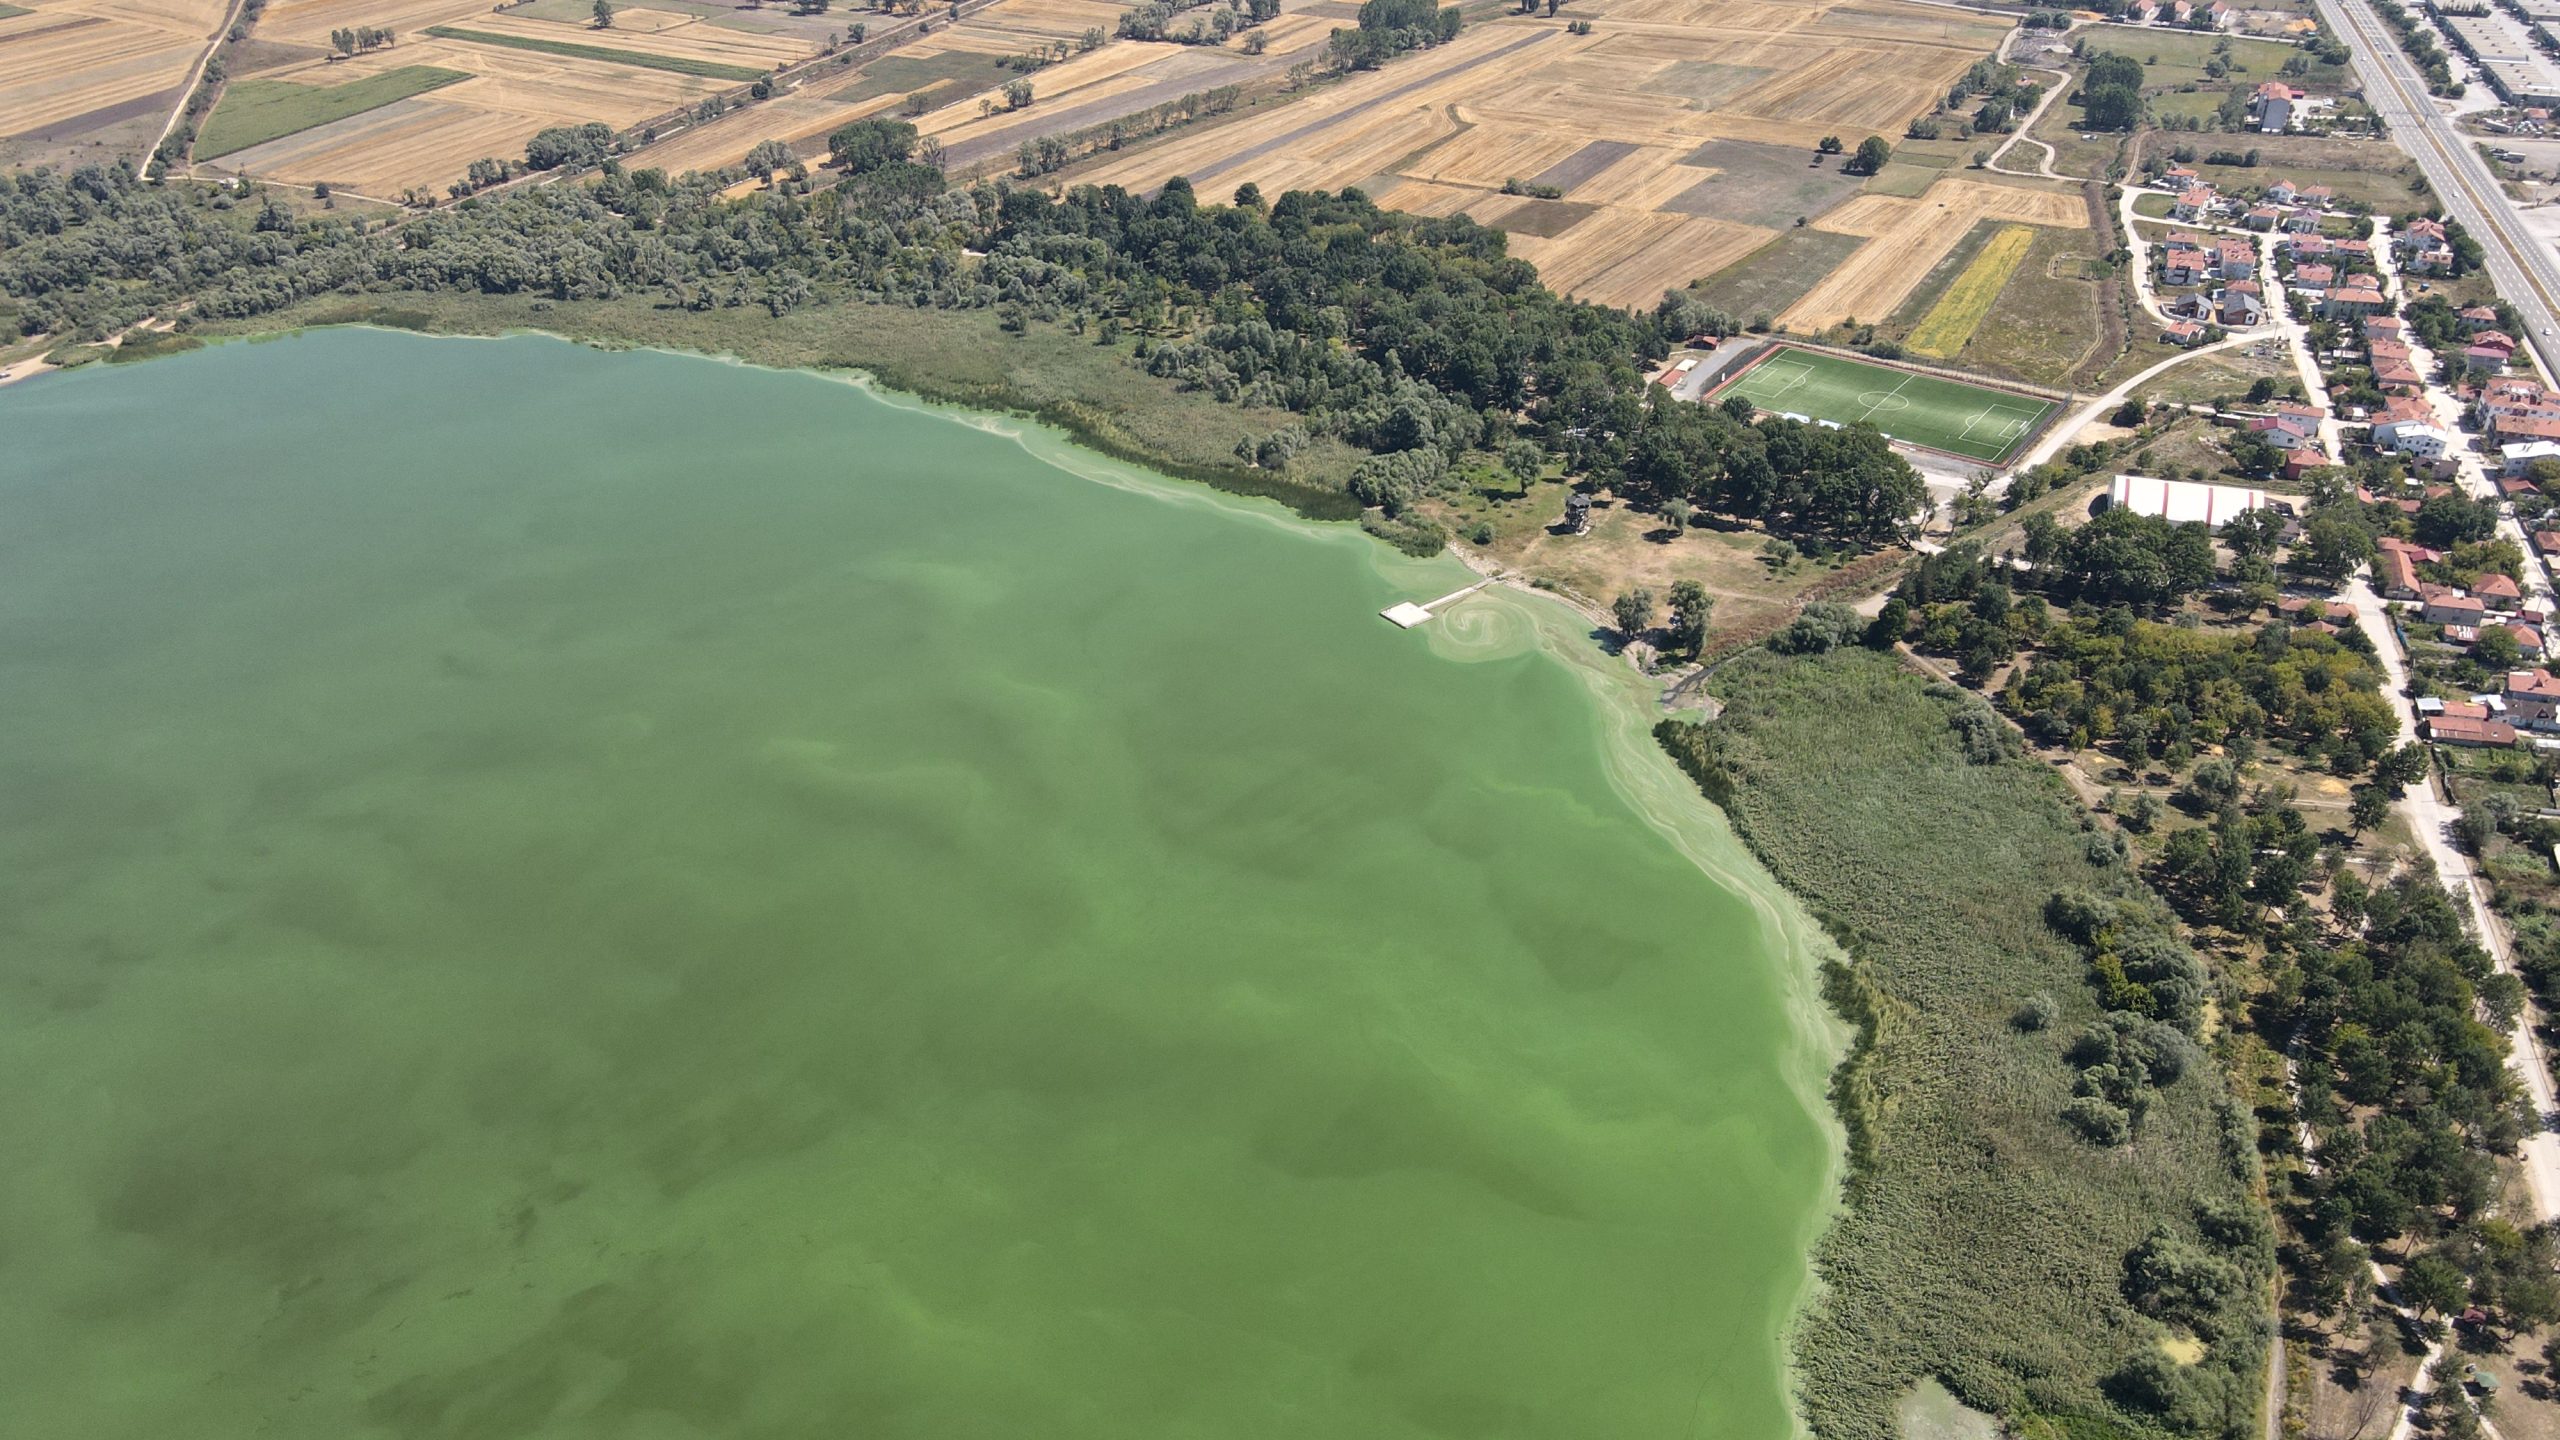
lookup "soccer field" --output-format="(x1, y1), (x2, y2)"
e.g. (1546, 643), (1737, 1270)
(1707, 346), (2058, 466)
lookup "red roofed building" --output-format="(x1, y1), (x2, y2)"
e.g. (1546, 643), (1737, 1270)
(2478, 572), (2523, 605)
(2427, 713), (2519, 747)
(2510, 668), (2560, 727)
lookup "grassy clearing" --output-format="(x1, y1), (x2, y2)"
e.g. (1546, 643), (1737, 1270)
(1865, 159), (1952, 199)
(1955, 223), (2107, 390)
(1662, 649), (2265, 1440)
(1687, 229), (1866, 328)
(421, 26), (769, 80)
(197, 67), (472, 160)
(1909, 224), (2034, 358)
(0, 4), (31, 16)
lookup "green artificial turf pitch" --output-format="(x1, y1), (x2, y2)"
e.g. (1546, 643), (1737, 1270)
(1709, 345), (2056, 465)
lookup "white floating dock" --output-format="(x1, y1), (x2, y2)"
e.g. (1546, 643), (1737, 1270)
(1380, 580), (1493, 629)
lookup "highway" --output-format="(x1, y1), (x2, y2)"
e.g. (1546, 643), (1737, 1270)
(2314, 0), (2560, 381)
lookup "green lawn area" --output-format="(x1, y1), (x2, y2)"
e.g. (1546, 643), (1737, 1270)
(1709, 344), (2058, 463)
(421, 26), (768, 80)
(197, 66), (472, 160)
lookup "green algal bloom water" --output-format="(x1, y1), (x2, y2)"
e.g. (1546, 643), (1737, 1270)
(0, 328), (1840, 1440)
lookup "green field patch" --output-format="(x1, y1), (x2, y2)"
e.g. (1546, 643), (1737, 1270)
(1955, 223), (2106, 389)
(0, 4), (33, 18)
(1709, 344), (2055, 464)
(829, 49), (999, 106)
(197, 66), (472, 160)
(1687, 228), (1865, 328)
(1861, 160), (1945, 198)
(421, 26), (767, 80)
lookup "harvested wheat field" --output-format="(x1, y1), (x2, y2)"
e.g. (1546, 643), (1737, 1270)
(201, 33), (744, 193)
(1779, 177), (2086, 330)
(1065, 0), (2005, 308)
(0, 0), (225, 144)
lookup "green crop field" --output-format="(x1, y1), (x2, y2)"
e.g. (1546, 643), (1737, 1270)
(421, 27), (768, 80)
(197, 67), (472, 160)
(1708, 345), (2057, 465)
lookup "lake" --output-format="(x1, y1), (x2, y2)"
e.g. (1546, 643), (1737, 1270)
(0, 327), (1838, 1439)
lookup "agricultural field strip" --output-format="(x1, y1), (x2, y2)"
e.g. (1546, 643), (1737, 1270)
(1907, 223), (2034, 358)
(197, 65), (469, 159)
(0, 0), (228, 135)
(420, 26), (771, 81)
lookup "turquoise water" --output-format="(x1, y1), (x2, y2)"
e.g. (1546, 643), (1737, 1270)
(0, 328), (1838, 1439)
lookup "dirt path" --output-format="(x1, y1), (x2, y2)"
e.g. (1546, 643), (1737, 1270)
(148, 0), (251, 174)
(1986, 66), (2073, 181)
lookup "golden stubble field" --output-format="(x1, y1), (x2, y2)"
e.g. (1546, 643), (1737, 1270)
(1068, 0), (2012, 308)
(0, 0), (226, 145)
(197, 0), (825, 194)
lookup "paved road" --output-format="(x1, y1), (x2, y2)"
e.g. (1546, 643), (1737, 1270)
(2315, 0), (2560, 381)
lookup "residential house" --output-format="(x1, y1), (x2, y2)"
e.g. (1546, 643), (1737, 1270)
(2322, 283), (2389, 320)
(2173, 186), (2218, 222)
(2533, 528), (2560, 556)
(2247, 411), (2315, 449)
(2508, 668), (2560, 728)
(2461, 304), (2503, 332)
(2282, 209), (2322, 234)
(2421, 585), (2487, 626)
(2163, 163), (2198, 186)
(2475, 329), (2519, 357)
(2208, 0), (2234, 26)
(2381, 423), (2458, 459)
(2243, 205), (2282, 231)
(2264, 179), (2298, 205)
(2427, 713), (2519, 746)
(2286, 233), (2331, 259)
(2299, 184), (2335, 208)
(2398, 217), (2456, 274)
(2478, 572), (2524, 607)
(2162, 245), (2212, 285)
(2364, 314), (2408, 343)
(2376, 536), (2440, 599)
(2506, 622), (2547, 658)
(2218, 287), (2266, 326)
(2291, 262), (2335, 293)
(2491, 411), (2560, 446)
(2465, 342), (2512, 373)
(2502, 440), (2560, 474)
(2161, 319), (2208, 347)
(2250, 80), (2297, 133)
(2498, 474), (2542, 499)
(2217, 236), (2257, 279)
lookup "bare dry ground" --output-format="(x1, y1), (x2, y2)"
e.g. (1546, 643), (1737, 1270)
(0, 0), (228, 166)
(1065, 0), (2010, 307)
